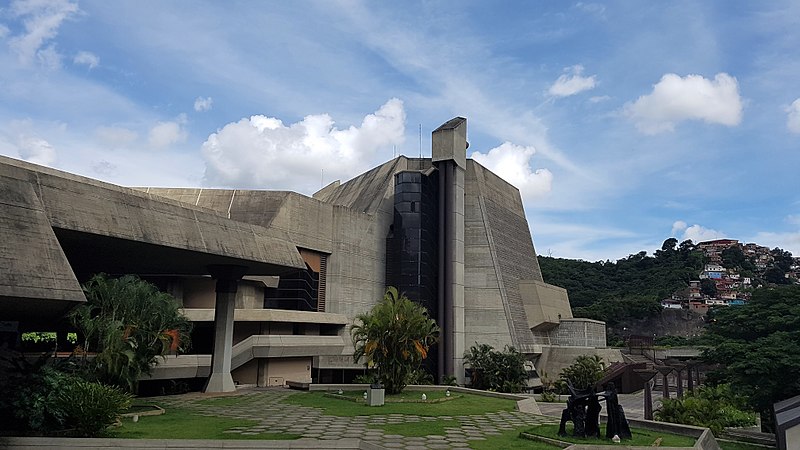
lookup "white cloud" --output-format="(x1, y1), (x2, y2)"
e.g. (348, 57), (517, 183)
(672, 221), (726, 243)
(7, 0), (79, 66)
(73, 50), (99, 69)
(470, 142), (553, 201)
(17, 135), (57, 166)
(750, 231), (800, 256)
(0, 24), (10, 39)
(148, 115), (187, 149)
(548, 65), (597, 97)
(589, 95), (610, 103)
(671, 220), (687, 236)
(194, 96), (213, 112)
(201, 98), (406, 192)
(625, 73), (743, 134)
(786, 98), (800, 133)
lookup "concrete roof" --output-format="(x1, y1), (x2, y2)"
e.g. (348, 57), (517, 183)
(0, 156), (307, 321)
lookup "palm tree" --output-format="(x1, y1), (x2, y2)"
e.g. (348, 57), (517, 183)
(69, 274), (192, 393)
(351, 287), (439, 394)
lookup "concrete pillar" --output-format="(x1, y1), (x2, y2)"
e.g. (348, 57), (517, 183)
(644, 378), (654, 420)
(662, 373), (670, 398)
(687, 365), (694, 392)
(204, 264), (248, 393)
(432, 117), (467, 384)
(676, 369), (684, 398)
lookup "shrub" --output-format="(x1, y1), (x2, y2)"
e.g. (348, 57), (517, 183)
(655, 384), (756, 434)
(54, 379), (132, 437)
(464, 343), (528, 393)
(559, 355), (605, 391)
(69, 274), (192, 392)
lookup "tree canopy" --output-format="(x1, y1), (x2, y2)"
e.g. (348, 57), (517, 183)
(538, 238), (704, 309)
(702, 285), (800, 431)
(69, 274), (192, 392)
(351, 287), (439, 394)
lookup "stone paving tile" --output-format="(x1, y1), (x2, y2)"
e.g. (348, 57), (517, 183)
(141, 387), (568, 449)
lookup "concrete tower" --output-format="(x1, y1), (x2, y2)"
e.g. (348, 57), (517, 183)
(432, 117), (467, 383)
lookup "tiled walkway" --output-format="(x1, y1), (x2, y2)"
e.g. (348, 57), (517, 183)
(151, 388), (559, 450)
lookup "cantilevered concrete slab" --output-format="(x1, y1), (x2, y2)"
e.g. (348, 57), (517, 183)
(0, 176), (85, 321)
(0, 156), (306, 279)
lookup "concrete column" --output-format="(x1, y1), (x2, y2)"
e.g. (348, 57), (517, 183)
(644, 378), (654, 420)
(687, 365), (694, 392)
(676, 369), (684, 398)
(662, 373), (670, 398)
(432, 117), (467, 384)
(204, 264), (248, 393)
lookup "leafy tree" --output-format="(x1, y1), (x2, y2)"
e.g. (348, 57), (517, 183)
(655, 384), (755, 434)
(559, 354), (605, 391)
(69, 274), (192, 393)
(351, 287), (439, 394)
(700, 278), (717, 297)
(721, 246), (746, 269)
(463, 343), (528, 393)
(702, 285), (800, 432)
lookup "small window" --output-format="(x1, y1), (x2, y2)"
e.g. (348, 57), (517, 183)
(410, 201), (417, 212)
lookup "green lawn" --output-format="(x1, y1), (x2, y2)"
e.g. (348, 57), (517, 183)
(282, 389), (517, 416)
(113, 407), (301, 440)
(333, 389), (456, 402)
(718, 441), (775, 450)
(523, 424), (697, 447)
(469, 428), (558, 450)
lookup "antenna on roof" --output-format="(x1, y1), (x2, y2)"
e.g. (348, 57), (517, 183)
(393, 145), (396, 159)
(418, 124), (422, 158)
(320, 169), (324, 189)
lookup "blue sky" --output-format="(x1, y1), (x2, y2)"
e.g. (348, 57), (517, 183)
(1, 1), (799, 261)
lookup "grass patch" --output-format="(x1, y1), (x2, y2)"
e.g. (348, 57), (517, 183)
(124, 404), (161, 414)
(329, 389), (459, 403)
(469, 427), (556, 449)
(372, 419), (461, 437)
(283, 390), (516, 417)
(523, 424), (696, 447)
(113, 407), (301, 440)
(718, 441), (774, 450)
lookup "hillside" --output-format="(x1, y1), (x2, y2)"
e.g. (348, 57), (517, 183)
(538, 238), (798, 339)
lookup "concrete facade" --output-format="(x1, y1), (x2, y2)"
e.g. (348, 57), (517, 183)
(0, 117), (617, 388)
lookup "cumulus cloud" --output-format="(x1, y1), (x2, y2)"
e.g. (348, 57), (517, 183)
(470, 142), (553, 201)
(625, 73), (743, 134)
(73, 50), (99, 69)
(671, 220), (688, 236)
(194, 97), (213, 112)
(750, 231), (800, 256)
(201, 98), (406, 192)
(672, 220), (726, 243)
(17, 135), (57, 166)
(148, 115), (187, 149)
(7, 0), (79, 66)
(548, 65), (597, 97)
(786, 99), (800, 134)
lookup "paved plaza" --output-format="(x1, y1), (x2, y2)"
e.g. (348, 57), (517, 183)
(150, 387), (560, 449)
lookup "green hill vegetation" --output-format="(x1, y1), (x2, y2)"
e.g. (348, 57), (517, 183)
(538, 238), (703, 326)
(538, 238), (796, 331)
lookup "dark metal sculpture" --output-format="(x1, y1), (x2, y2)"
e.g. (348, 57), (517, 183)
(557, 381), (632, 441)
(603, 382), (632, 440)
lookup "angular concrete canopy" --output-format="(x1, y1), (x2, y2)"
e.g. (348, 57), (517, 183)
(0, 155), (306, 323)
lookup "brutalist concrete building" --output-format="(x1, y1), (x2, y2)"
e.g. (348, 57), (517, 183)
(0, 117), (620, 392)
